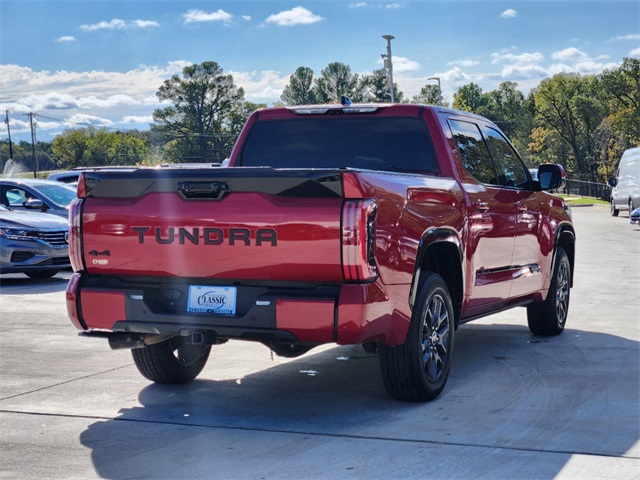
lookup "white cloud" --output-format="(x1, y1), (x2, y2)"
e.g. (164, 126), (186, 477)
(630, 47), (640, 57)
(385, 3), (405, 9)
(447, 59), (480, 67)
(350, 3), (367, 7)
(242, 16), (252, 22)
(132, 20), (159, 29)
(263, 7), (323, 27)
(376, 56), (420, 72)
(80, 18), (159, 31)
(501, 65), (549, 79)
(80, 19), (127, 31)
(608, 34), (640, 42)
(56, 36), (76, 43)
(501, 9), (518, 18)
(66, 114), (114, 127)
(491, 51), (544, 65)
(121, 115), (154, 124)
(551, 47), (589, 62)
(434, 67), (473, 83)
(229, 70), (288, 101)
(183, 9), (233, 25)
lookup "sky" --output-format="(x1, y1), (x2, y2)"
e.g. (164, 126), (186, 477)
(1, 0), (639, 143)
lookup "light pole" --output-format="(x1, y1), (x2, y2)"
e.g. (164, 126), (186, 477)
(427, 77), (442, 105)
(381, 35), (395, 103)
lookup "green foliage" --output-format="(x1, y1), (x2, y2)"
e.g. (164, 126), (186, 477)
(411, 84), (447, 106)
(50, 127), (149, 168)
(453, 83), (488, 112)
(280, 66), (317, 105)
(152, 61), (248, 163)
(314, 62), (367, 103)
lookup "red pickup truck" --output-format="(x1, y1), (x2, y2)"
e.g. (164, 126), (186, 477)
(66, 103), (575, 402)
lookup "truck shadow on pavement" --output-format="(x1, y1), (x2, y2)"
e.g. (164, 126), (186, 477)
(0, 275), (70, 294)
(80, 323), (639, 479)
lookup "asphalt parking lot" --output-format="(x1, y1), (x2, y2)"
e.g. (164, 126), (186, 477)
(1, 205), (639, 479)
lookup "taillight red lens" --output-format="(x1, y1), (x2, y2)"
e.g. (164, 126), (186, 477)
(342, 199), (378, 282)
(69, 198), (85, 272)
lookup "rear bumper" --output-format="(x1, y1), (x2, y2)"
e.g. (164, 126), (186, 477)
(66, 273), (411, 346)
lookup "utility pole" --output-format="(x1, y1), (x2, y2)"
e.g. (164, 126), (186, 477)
(28, 112), (38, 178)
(4, 110), (13, 160)
(381, 35), (395, 103)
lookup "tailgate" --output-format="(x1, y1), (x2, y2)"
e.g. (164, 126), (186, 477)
(79, 168), (345, 282)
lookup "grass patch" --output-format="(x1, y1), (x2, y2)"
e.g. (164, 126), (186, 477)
(560, 195), (609, 206)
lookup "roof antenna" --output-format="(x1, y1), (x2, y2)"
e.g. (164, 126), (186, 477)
(340, 96), (352, 106)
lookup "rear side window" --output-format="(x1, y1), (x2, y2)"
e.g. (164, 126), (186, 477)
(449, 119), (497, 184)
(484, 127), (529, 188)
(239, 117), (440, 174)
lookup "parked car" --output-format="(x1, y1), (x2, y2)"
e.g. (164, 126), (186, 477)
(0, 204), (70, 279)
(610, 147), (640, 216)
(0, 179), (77, 218)
(630, 207), (640, 225)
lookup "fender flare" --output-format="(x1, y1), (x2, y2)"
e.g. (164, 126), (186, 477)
(409, 227), (464, 312)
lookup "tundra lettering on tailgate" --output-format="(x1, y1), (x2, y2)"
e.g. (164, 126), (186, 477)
(132, 226), (277, 246)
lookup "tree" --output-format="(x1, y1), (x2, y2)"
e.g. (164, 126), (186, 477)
(51, 128), (149, 167)
(314, 62), (366, 103)
(452, 83), (488, 113)
(280, 66), (316, 105)
(532, 73), (606, 181)
(411, 84), (446, 106)
(153, 61), (245, 162)
(361, 68), (404, 103)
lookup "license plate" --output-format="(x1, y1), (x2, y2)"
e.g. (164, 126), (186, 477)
(187, 286), (237, 315)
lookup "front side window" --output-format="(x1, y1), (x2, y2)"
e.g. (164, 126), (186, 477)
(239, 117), (440, 175)
(484, 127), (529, 189)
(449, 119), (497, 185)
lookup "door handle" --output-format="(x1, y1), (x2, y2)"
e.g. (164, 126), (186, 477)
(474, 201), (489, 212)
(516, 202), (527, 212)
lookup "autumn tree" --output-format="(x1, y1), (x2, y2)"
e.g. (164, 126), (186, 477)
(532, 73), (606, 181)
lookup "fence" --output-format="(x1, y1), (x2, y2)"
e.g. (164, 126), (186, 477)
(562, 179), (611, 201)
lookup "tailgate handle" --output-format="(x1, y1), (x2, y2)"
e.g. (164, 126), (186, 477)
(178, 182), (230, 200)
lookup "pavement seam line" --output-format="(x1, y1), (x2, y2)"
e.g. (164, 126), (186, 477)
(0, 364), (134, 401)
(0, 409), (638, 461)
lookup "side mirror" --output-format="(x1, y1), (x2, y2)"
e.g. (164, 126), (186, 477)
(24, 198), (46, 210)
(538, 164), (565, 191)
(608, 177), (618, 188)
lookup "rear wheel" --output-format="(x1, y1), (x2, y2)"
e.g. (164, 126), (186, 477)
(527, 247), (571, 336)
(380, 273), (454, 402)
(132, 337), (211, 384)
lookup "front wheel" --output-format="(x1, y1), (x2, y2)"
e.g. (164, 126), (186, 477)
(611, 200), (619, 217)
(380, 273), (454, 402)
(132, 337), (211, 384)
(527, 247), (571, 336)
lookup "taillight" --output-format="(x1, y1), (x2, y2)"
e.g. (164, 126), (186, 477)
(342, 199), (378, 282)
(69, 198), (85, 272)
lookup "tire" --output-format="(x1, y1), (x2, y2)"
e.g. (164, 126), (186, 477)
(527, 247), (571, 336)
(131, 337), (211, 384)
(611, 200), (619, 217)
(379, 273), (454, 402)
(25, 270), (58, 279)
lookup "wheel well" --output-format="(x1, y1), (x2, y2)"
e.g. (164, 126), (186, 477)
(557, 229), (575, 287)
(419, 242), (463, 327)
